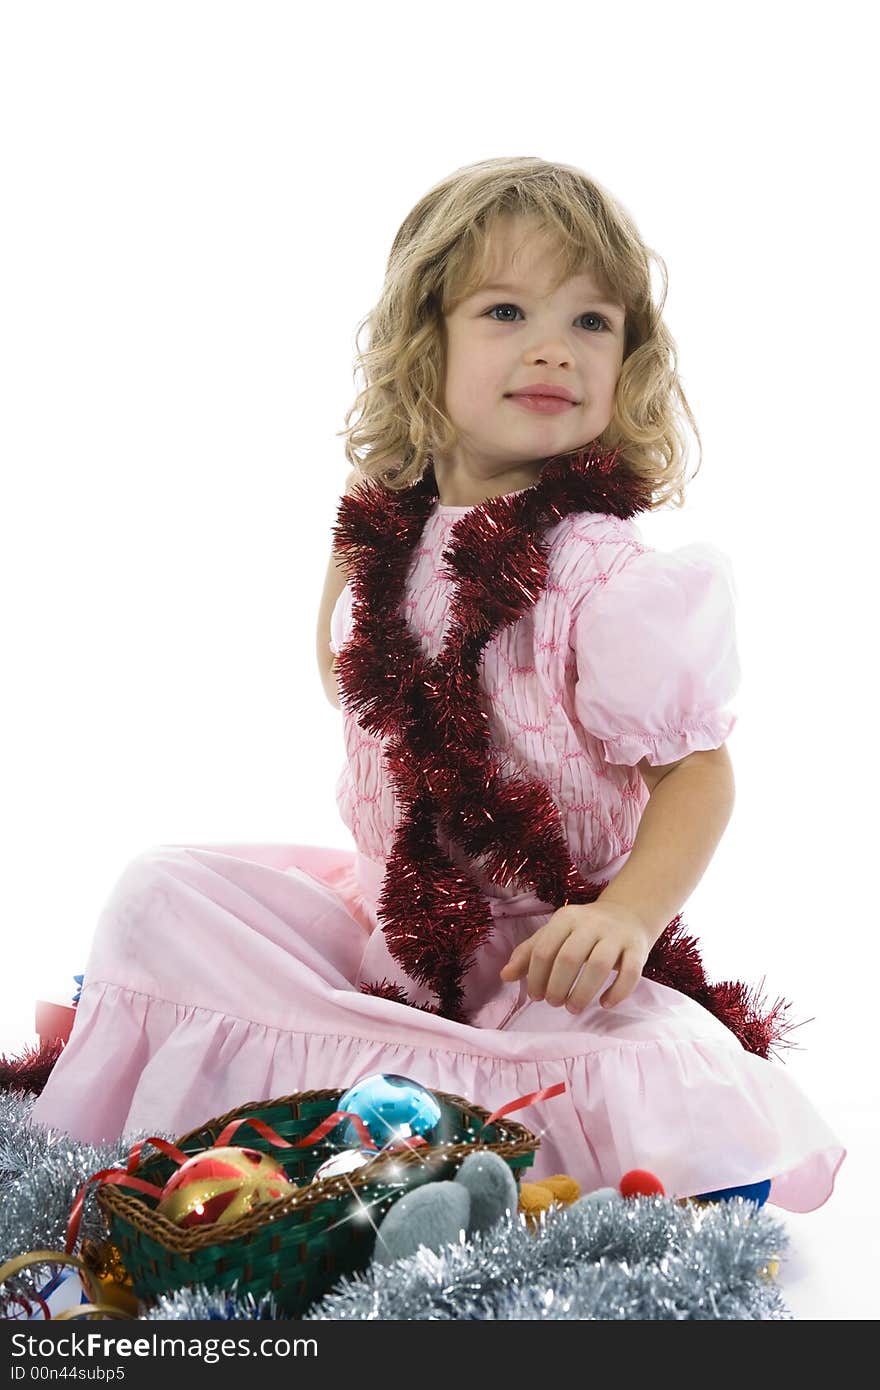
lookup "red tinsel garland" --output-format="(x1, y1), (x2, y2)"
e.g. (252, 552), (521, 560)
(331, 441), (800, 1059)
(0, 1037), (64, 1096)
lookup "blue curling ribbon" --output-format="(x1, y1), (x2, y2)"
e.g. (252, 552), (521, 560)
(72, 974), (84, 1006)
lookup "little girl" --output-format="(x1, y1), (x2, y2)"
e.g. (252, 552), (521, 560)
(31, 157), (844, 1211)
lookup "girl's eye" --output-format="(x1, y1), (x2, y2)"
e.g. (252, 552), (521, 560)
(485, 303), (611, 332)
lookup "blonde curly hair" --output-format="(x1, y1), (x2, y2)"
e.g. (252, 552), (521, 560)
(337, 157), (702, 511)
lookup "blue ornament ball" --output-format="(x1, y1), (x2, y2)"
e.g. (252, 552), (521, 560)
(336, 1072), (443, 1149)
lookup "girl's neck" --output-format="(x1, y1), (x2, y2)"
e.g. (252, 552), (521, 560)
(427, 450), (547, 509)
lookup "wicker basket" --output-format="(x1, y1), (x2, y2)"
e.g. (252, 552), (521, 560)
(97, 1087), (539, 1316)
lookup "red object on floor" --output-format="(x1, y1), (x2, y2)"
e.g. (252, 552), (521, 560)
(35, 1000), (76, 1045)
(619, 1169), (666, 1199)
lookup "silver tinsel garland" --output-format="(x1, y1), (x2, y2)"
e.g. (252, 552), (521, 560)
(0, 1090), (172, 1310)
(1, 1089), (792, 1320)
(139, 1286), (282, 1320)
(303, 1198), (792, 1321)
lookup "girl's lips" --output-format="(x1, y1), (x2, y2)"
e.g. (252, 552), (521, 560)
(507, 394), (577, 414)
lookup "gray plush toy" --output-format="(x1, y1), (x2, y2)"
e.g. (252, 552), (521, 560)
(372, 1153), (622, 1265)
(372, 1150), (517, 1265)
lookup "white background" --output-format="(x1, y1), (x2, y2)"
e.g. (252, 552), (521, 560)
(1, 1), (876, 1318)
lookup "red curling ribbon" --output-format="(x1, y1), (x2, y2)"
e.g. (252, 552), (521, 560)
(65, 1135), (191, 1254)
(124, 1136), (190, 1170)
(7, 1292), (52, 1320)
(65, 1169), (165, 1255)
(215, 1116), (294, 1148)
(381, 1136), (428, 1154)
(478, 1081), (567, 1132)
(216, 1111), (379, 1151)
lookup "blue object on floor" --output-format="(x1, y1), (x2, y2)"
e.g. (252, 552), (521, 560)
(694, 1178), (772, 1206)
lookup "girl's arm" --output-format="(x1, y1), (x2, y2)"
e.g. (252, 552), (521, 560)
(596, 744), (736, 939)
(316, 469), (362, 709)
(500, 743), (737, 1008)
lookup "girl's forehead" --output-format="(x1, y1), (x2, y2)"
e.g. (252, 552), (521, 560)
(466, 226), (619, 303)
(462, 261), (621, 307)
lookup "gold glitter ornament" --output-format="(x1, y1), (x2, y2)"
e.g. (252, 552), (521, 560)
(156, 1145), (298, 1228)
(80, 1238), (140, 1316)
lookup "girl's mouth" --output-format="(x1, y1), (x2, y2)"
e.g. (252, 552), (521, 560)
(507, 395), (577, 414)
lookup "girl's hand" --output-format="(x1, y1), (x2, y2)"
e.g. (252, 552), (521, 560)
(499, 902), (655, 1012)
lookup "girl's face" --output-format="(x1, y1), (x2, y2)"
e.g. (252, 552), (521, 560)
(438, 216), (625, 491)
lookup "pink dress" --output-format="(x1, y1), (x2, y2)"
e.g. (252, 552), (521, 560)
(30, 501), (845, 1211)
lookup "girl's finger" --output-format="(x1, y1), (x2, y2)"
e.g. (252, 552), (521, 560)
(598, 947), (645, 1009)
(525, 917), (580, 1001)
(564, 944), (622, 1013)
(499, 939), (532, 980)
(544, 927), (601, 1007)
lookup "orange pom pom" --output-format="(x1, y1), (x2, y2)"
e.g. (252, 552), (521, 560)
(518, 1181), (555, 1230)
(536, 1174), (581, 1205)
(518, 1182), (554, 1213)
(518, 1175), (582, 1231)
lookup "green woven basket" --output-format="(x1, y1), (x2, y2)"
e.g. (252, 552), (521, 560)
(97, 1087), (539, 1317)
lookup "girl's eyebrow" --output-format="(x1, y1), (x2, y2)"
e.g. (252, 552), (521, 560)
(473, 281), (623, 311)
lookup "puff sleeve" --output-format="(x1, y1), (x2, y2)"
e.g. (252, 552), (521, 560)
(571, 543), (741, 767)
(328, 582), (353, 658)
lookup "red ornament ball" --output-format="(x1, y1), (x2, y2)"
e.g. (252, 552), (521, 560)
(157, 1145), (298, 1228)
(618, 1169), (666, 1199)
